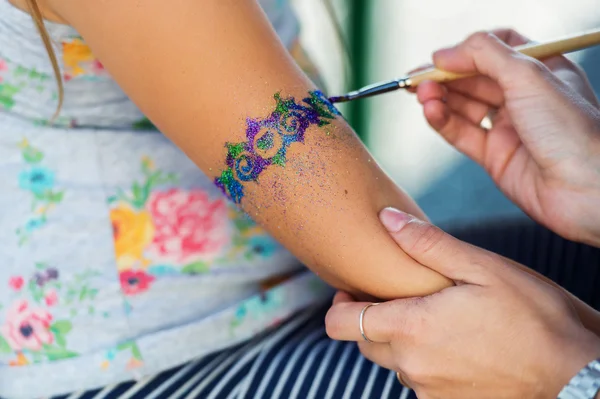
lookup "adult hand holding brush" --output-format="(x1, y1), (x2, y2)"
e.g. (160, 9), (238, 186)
(414, 28), (600, 247)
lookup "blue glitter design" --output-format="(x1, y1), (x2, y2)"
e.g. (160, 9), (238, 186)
(215, 90), (341, 204)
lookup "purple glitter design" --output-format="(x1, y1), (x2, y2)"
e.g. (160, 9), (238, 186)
(215, 90), (341, 204)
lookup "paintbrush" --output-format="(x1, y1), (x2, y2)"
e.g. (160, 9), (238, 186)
(329, 28), (600, 103)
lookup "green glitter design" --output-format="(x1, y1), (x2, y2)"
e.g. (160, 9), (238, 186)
(226, 143), (245, 159)
(256, 132), (274, 151)
(271, 153), (285, 167)
(214, 90), (341, 204)
(218, 169), (236, 186)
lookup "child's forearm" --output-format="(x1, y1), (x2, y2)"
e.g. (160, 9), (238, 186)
(210, 93), (453, 299)
(53, 0), (453, 300)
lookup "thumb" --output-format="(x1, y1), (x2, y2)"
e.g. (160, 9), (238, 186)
(379, 207), (490, 284)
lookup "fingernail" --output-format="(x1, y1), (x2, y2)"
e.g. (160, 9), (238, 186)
(379, 207), (413, 233)
(432, 46), (456, 64)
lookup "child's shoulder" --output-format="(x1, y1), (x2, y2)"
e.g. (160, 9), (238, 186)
(6, 0), (69, 25)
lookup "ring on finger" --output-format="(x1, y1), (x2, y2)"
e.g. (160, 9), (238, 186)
(359, 303), (379, 343)
(397, 372), (412, 389)
(480, 108), (498, 129)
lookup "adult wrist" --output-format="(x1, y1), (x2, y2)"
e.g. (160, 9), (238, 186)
(558, 358), (600, 399)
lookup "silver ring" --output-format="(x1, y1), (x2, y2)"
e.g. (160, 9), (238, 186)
(397, 372), (411, 388)
(480, 108), (498, 130)
(359, 303), (380, 343)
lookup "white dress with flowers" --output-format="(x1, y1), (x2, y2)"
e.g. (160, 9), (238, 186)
(0, 1), (332, 397)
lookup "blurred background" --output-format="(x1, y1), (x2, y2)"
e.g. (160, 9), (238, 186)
(292, 0), (600, 227)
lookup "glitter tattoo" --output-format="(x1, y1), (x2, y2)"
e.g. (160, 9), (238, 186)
(214, 90), (341, 204)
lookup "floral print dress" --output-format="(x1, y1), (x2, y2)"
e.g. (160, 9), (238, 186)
(0, 1), (332, 397)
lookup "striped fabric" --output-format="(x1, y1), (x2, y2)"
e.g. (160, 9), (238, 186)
(445, 218), (600, 310)
(52, 305), (413, 399)
(45, 218), (600, 399)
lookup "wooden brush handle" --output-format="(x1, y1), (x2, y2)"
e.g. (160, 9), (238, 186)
(407, 28), (600, 86)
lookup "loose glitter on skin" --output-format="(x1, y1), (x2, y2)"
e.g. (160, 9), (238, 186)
(214, 90), (341, 204)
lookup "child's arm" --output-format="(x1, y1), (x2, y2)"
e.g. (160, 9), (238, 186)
(47, 0), (452, 299)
